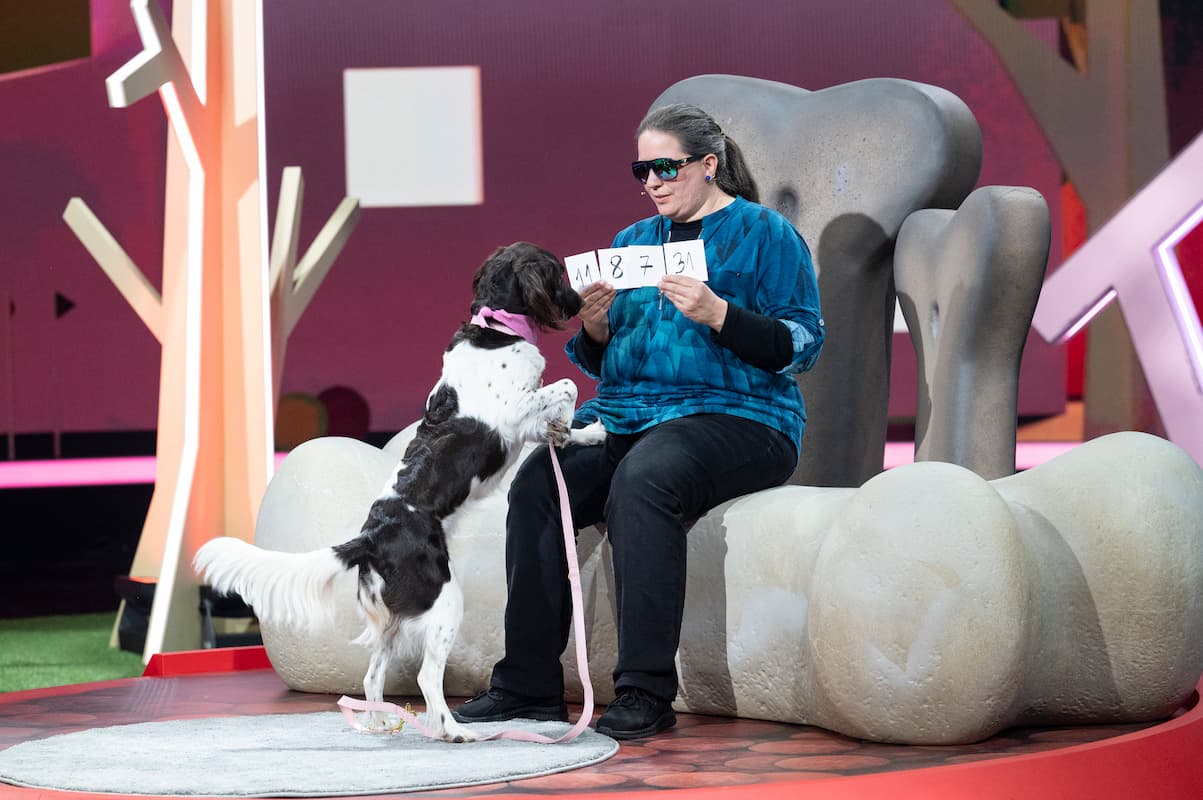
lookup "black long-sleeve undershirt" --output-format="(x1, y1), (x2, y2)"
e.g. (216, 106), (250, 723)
(572, 283), (794, 375)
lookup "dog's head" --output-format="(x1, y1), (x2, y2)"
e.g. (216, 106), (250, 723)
(470, 242), (582, 331)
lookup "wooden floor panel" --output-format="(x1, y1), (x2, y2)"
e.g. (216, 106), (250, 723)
(0, 668), (1183, 799)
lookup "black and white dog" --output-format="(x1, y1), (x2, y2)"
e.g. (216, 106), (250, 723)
(195, 242), (604, 742)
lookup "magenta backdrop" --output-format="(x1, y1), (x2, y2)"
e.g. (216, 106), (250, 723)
(1, 0), (1066, 437)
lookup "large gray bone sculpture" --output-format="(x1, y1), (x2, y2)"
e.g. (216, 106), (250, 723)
(895, 186), (1052, 479)
(651, 75), (982, 487)
(256, 431), (1203, 745)
(239, 77), (1203, 745)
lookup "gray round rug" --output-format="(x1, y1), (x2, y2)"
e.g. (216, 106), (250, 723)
(0, 712), (618, 797)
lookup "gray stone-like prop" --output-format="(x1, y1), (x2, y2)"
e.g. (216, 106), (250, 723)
(651, 75), (982, 487)
(253, 430), (1203, 745)
(895, 186), (1051, 479)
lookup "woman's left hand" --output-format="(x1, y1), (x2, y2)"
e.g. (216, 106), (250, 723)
(658, 275), (728, 332)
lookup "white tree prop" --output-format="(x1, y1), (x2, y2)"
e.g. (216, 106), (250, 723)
(62, 0), (360, 659)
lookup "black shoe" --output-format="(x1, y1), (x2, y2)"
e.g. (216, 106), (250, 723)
(452, 688), (568, 723)
(595, 687), (676, 739)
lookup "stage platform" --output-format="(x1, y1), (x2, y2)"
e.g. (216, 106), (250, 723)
(1, 647), (1201, 799)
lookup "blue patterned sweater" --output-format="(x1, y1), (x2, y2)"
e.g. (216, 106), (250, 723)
(567, 196), (824, 454)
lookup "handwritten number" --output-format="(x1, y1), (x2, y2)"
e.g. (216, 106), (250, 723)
(609, 254), (625, 279)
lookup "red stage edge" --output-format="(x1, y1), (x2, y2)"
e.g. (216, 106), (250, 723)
(1, 656), (1200, 799)
(141, 645), (273, 677)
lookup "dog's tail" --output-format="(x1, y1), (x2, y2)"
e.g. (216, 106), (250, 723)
(193, 538), (348, 631)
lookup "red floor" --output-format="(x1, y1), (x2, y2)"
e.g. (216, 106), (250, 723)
(2, 648), (1202, 799)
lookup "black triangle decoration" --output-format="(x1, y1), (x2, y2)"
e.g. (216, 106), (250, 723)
(55, 292), (76, 319)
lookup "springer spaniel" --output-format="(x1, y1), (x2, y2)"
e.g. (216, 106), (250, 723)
(195, 241), (604, 742)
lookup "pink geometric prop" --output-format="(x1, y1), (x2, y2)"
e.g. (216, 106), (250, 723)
(1032, 134), (1203, 466)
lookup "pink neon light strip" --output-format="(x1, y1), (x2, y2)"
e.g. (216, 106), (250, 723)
(0, 446), (1074, 490)
(0, 453), (290, 490)
(881, 441), (1073, 470)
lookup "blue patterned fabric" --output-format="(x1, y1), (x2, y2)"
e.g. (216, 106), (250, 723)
(567, 196), (824, 453)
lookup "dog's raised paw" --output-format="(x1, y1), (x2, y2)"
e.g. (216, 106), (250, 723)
(545, 419), (571, 447)
(568, 420), (607, 446)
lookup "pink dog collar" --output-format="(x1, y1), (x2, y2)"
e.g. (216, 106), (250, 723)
(470, 306), (537, 344)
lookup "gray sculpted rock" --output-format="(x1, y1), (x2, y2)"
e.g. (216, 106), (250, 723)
(255, 430), (1203, 744)
(895, 186), (1051, 478)
(651, 75), (982, 487)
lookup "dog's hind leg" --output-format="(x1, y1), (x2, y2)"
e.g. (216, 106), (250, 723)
(417, 577), (478, 742)
(352, 568), (400, 732)
(361, 638), (396, 732)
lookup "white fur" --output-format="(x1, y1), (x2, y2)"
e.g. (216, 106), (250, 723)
(192, 538), (344, 632)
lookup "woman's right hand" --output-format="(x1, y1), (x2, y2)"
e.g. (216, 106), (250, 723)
(578, 281), (616, 344)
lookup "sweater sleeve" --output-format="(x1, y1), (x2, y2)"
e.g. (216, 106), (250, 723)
(570, 327), (607, 377)
(712, 304), (794, 372)
(749, 211), (825, 375)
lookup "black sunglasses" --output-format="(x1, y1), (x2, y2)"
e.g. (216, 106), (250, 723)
(631, 155), (706, 184)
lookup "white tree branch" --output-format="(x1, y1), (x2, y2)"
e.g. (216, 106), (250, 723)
(106, 0), (204, 142)
(285, 198), (362, 336)
(268, 167), (304, 294)
(63, 198), (165, 342)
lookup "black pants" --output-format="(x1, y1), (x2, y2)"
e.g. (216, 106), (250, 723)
(489, 413), (798, 702)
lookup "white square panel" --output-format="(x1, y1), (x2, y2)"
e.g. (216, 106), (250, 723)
(344, 66), (482, 207)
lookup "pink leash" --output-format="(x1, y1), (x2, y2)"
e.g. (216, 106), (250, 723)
(338, 443), (593, 743)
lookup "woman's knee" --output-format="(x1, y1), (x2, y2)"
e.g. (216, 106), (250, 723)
(508, 447), (554, 503)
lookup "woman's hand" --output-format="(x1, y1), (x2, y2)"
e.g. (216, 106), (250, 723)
(578, 281), (617, 344)
(658, 275), (728, 331)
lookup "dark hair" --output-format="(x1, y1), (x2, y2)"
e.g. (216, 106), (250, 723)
(636, 103), (759, 203)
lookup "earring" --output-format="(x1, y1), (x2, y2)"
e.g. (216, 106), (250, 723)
(705, 175), (713, 183)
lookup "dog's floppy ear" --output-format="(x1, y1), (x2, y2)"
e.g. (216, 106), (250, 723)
(512, 244), (579, 330)
(471, 242), (581, 330)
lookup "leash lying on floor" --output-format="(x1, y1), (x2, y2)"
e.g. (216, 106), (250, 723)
(338, 442), (594, 743)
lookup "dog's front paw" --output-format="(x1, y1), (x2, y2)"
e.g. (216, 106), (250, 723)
(568, 420), (607, 446)
(545, 418), (571, 447)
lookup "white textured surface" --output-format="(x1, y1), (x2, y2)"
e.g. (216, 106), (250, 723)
(0, 712), (617, 797)
(255, 430), (1203, 744)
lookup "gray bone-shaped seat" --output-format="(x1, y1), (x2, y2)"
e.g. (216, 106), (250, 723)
(896, 185), (1052, 479)
(651, 74), (982, 487)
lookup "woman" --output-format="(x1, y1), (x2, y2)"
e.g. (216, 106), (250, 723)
(455, 103), (825, 739)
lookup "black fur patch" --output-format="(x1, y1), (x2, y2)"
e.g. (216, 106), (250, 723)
(447, 323), (523, 352)
(424, 383), (459, 424)
(333, 383), (508, 617)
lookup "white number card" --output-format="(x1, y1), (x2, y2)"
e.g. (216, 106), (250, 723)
(564, 250), (602, 290)
(566, 241), (709, 291)
(662, 239), (707, 280)
(598, 245), (665, 289)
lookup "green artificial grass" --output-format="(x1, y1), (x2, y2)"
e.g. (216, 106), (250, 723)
(0, 613), (145, 693)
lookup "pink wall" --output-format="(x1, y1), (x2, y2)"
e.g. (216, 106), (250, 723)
(1, 0), (1066, 437)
